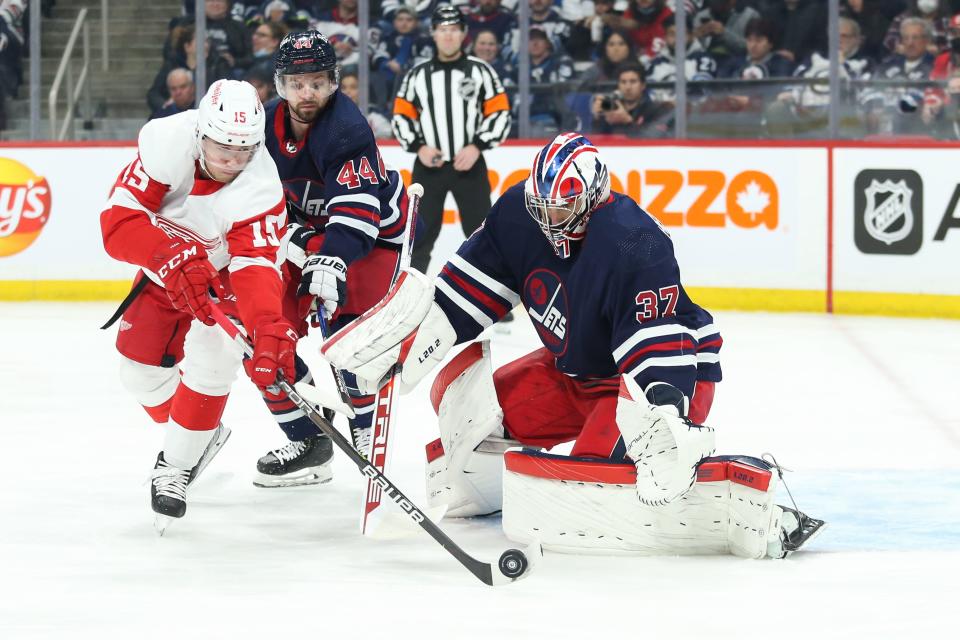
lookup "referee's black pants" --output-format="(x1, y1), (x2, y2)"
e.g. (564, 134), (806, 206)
(410, 155), (491, 274)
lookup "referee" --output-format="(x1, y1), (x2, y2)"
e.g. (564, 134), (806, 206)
(392, 4), (512, 274)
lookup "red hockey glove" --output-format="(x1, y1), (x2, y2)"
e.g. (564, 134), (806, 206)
(244, 319), (298, 389)
(150, 239), (224, 325)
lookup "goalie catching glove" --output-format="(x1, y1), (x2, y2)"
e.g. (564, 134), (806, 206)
(617, 377), (716, 506)
(319, 268), (457, 393)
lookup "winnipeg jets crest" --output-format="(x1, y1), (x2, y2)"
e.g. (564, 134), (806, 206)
(524, 269), (569, 356)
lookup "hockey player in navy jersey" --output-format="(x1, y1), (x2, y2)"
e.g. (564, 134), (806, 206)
(252, 31), (414, 487)
(321, 131), (720, 493)
(320, 133), (824, 558)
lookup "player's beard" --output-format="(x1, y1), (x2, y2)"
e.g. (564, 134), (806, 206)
(289, 99), (322, 124)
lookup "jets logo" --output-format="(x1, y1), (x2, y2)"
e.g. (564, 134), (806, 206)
(523, 269), (569, 356)
(285, 140), (298, 154)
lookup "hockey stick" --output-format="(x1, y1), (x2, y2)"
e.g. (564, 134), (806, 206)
(356, 182), (422, 535)
(209, 302), (539, 586)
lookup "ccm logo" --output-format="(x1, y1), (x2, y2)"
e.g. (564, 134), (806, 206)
(157, 245), (198, 278)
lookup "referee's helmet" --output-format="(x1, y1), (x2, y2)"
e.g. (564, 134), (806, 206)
(431, 4), (466, 30)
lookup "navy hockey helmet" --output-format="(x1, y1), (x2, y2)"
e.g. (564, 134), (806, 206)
(431, 4), (466, 30)
(274, 30), (340, 96)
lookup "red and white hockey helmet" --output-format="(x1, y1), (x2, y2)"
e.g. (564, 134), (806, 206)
(524, 133), (610, 258)
(196, 79), (265, 148)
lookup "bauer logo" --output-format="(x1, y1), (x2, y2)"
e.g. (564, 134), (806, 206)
(0, 158), (52, 258)
(854, 169), (923, 255)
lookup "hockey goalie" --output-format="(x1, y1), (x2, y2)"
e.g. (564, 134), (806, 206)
(320, 133), (824, 558)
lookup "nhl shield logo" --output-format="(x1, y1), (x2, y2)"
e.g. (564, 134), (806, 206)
(854, 169), (923, 255)
(458, 78), (478, 101)
(863, 179), (913, 245)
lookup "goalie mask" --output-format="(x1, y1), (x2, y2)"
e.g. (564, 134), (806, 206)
(524, 133), (610, 258)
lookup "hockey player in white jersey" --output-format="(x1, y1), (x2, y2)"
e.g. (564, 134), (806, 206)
(100, 80), (295, 530)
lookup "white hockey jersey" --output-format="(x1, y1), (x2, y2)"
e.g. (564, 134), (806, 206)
(101, 109), (288, 331)
(103, 109), (286, 288)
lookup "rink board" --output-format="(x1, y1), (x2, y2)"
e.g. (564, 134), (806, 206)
(0, 140), (957, 317)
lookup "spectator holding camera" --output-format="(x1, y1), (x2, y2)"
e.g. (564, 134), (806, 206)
(591, 61), (671, 137)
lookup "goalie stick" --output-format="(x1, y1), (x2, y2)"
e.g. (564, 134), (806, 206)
(209, 302), (540, 586)
(356, 182), (422, 535)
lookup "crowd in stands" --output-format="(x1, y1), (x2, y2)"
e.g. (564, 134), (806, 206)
(144, 0), (960, 139)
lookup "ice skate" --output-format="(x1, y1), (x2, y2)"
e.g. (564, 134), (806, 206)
(253, 434), (333, 488)
(151, 453), (191, 535)
(769, 506), (827, 558)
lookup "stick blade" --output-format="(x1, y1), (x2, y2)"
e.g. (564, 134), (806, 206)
(293, 380), (356, 418)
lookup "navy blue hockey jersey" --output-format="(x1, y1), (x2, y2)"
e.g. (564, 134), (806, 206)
(264, 93), (410, 265)
(435, 184), (721, 399)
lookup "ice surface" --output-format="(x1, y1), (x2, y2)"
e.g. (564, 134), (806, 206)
(1, 303), (957, 639)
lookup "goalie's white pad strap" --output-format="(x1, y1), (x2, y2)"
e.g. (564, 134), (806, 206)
(319, 268), (435, 382)
(423, 341), (507, 517)
(502, 451), (784, 558)
(617, 376), (716, 506)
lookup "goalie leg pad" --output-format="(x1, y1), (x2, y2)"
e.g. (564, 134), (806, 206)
(424, 341), (515, 517)
(502, 450), (812, 558)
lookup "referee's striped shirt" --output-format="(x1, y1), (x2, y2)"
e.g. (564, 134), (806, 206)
(392, 55), (511, 161)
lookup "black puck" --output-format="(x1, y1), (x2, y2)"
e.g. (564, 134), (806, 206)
(498, 549), (529, 579)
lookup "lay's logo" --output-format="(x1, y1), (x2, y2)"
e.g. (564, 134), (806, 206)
(0, 158), (52, 257)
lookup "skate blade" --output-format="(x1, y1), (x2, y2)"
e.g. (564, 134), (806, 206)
(154, 514), (176, 536)
(252, 466), (333, 488)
